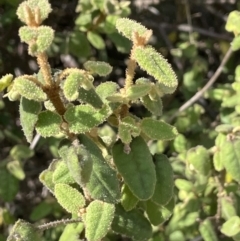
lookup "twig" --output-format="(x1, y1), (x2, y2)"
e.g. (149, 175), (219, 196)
(30, 133), (41, 150)
(37, 218), (82, 230)
(170, 47), (233, 121)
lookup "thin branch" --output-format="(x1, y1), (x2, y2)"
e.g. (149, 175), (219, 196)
(30, 133), (41, 150)
(37, 218), (82, 231)
(170, 47), (233, 121)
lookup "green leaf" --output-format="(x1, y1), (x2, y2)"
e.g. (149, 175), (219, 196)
(59, 223), (84, 241)
(126, 82), (152, 100)
(187, 146), (211, 176)
(0, 168), (19, 202)
(116, 18), (150, 41)
(112, 136), (156, 200)
(19, 26), (37, 44)
(221, 216), (240, 237)
(85, 200), (115, 241)
(225, 11), (240, 34)
(63, 72), (81, 101)
(213, 133), (226, 172)
(152, 154), (174, 206)
(141, 94), (162, 116)
(118, 116), (141, 144)
(121, 184), (139, 211)
(84, 61), (113, 76)
(30, 201), (52, 221)
(36, 110), (62, 137)
(17, 0), (52, 24)
(54, 183), (85, 214)
(19, 97), (42, 143)
(221, 197), (237, 220)
(79, 135), (121, 204)
(220, 136), (240, 182)
(140, 118), (178, 141)
(7, 160), (25, 180)
(112, 205), (152, 241)
(87, 31), (105, 50)
(175, 179), (193, 192)
(64, 104), (112, 134)
(10, 144), (34, 160)
(199, 219), (219, 241)
(96, 82), (119, 102)
(14, 77), (47, 101)
(35, 26), (54, 54)
(69, 32), (91, 58)
(39, 159), (59, 193)
(108, 32), (131, 53)
(0, 74), (13, 92)
(133, 46), (178, 94)
(58, 142), (93, 187)
(232, 35), (240, 51)
(7, 219), (42, 241)
(52, 161), (75, 185)
(78, 87), (103, 109)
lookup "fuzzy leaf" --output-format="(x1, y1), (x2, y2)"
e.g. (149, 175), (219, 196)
(63, 72), (81, 101)
(187, 146), (211, 176)
(64, 104), (112, 134)
(78, 87), (103, 109)
(112, 205), (152, 241)
(116, 18), (150, 41)
(19, 26), (37, 44)
(17, 0), (52, 24)
(221, 136), (240, 182)
(221, 216), (240, 237)
(141, 94), (162, 116)
(39, 160), (60, 193)
(221, 197), (237, 220)
(7, 219), (42, 241)
(79, 135), (120, 203)
(152, 154), (174, 206)
(58, 143), (93, 187)
(0, 168), (19, 202)
(140, 118), (178, 140)
(19, 97), (42, 143)
(118, 116), (141, 144)
(87, 31), (105, 49)
(121, 184), (138, 211)
(133, 46), (178, 94)
(199, 219), (219, 241)
(84, 61), (113, 76)
(231, 35), (240, 51)
(54, 183), (85, 214)
(126, 83), (152, 100)
(14, 77), (47, 101)
(0, 74), (13, 92)
(36, 26), (54, 53)
(52, 161), (75, 185)
(85, 200), (115, 241)
(225, 11), (240, 34)
(96, 82), (119, 102)
(36, 110), (62, 137)
(112, 136), (156, 200)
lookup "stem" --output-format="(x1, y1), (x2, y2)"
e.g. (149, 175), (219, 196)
(124, 57), (137, 91)
(37, 53), (53, 87)
(37, 218), (82, 231)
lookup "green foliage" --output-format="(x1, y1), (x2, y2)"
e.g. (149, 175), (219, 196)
(85, 200), (115, 241)
(3, 1), (240, 241)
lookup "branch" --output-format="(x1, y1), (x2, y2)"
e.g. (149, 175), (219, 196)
(170, 47), (233, 121)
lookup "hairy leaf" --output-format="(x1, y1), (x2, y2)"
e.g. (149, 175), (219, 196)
(85, 200), (115, 241)
(84, 61), (112, 76)
(112, 136), (156, 200)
